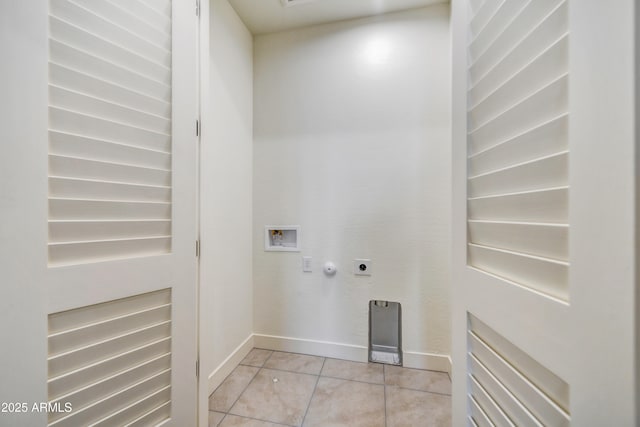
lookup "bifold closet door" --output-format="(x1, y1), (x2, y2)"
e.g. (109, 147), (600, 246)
(1, 1), (198, 426)
(452, 0), (637, 425)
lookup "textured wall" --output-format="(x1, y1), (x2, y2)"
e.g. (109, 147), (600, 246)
(201, 0), (254, 384)
(253, 4), (451, 359)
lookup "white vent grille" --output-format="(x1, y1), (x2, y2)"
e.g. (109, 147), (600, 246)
(468, 315), (570, 426)
(48, 0), (173, 266)
(466, 0), (569, 301)
(47, 289), (172, 426)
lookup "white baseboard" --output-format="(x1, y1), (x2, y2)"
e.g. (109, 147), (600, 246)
(207, 334), (254, 395)
(253, 334), (368, 362)
(403, 350), (452, 374)
(253, 333), (451, 374)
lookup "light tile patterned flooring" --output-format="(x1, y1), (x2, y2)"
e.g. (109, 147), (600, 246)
(208, 348), (452, 427)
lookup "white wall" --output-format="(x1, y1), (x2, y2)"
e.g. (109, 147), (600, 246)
(199, 0), (254, 408)
(253, 4), (452, 368)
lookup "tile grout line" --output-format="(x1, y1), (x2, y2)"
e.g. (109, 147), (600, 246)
(385, 385), (452, 397)
(319, 373), (384, 386)
(256, 364), (326, 378)
(384, 364), (453, 396)
(224, 412), (296, 427)
(246, 349), (448, 374)
(220, 362), (262, 417)
(300, 357), (326, 427)
(263, 349), (276, 365)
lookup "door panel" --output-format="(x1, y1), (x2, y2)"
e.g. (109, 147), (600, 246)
(0, 0), (197, 425)
(452, 0), (637, 425)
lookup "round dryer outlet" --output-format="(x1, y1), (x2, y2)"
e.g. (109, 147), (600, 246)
(354, 259), (372, 276)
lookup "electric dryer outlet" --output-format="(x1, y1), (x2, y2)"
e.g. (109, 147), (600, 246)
(354, 259), (372, 276)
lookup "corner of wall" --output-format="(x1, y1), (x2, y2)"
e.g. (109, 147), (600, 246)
(207, 334), (254, 395)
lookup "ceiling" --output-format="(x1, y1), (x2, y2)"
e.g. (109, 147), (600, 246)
(227, 0), (449, 35)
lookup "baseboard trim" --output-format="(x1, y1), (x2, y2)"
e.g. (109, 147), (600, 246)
(207, 334), (254, 395)
(253, 334), (368, 362)
(403, 350), (452, 374)
(253, 334), (451, 374)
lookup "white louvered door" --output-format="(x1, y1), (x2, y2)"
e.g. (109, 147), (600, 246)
(1, 1), (197, 426)
(452, 0), (638, 425)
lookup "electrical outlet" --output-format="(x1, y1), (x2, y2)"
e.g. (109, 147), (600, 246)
(354, 259), (372, 276)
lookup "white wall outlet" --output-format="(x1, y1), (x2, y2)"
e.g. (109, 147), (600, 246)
(354, 259), (372, 276)
(302, 256), (312, 272)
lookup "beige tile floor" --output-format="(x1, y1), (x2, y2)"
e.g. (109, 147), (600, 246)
(209, 348), (452, 427)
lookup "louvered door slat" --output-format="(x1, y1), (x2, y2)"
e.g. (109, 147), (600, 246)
(50, 0), (171, 64)
(106, 0), (172, 35)
(49, 220), (171, 242)
(138, 0), (171, 18)
(468, 75), (568, 153)
(468, 220), (568, 261)
(91, 386), (172, 427)
(48, 321), (172, 378)
(468, 37), (568, 126)
(50, 41), (170, 100)
(468, 187), (568, 223)
(468, 152), (568, 198)
(49, 65), (171, 118)
(469, 34), (568, 109)
(50, 108), (171, 152)
(49, 199), (171, 221)
(470, 0), (502, 36)
(470, 395), (495, 427)
(50, 155), (170, 186)
(48, 338), (171, 400)
(48, 355), (170, 423)
(49, 372), (171, 427)
(470, 316), (570, 411)
(469, 375), (515, 427)
(49, 237), (172, 268)
(49, 178), (171, 203)
(49, 17), (170, 84)
(47, 289), (172, 426)
(469, 0), (567, 84)
(469, 333), (569, 426)
(467, 0), (569, 301)
(50, 86), (171, 134)
(125, 400), (171, 427)
(48, 0), (173, 266)
(49, 131), (171, 169)
(49, 305), (171, 355)
(468, 0), (527, 62)
(468, 243), (568, 300)
(468, 114), (568, 174)
(468, 316), (570, 426)
(69, 0), (171, 49)
(470, 355), (543, 427)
